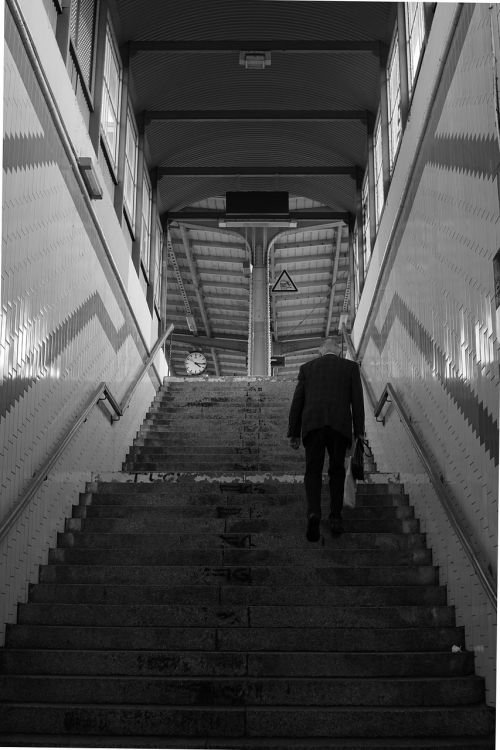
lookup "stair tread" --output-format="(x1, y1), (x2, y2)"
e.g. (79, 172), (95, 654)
(3, 379), (493, 744)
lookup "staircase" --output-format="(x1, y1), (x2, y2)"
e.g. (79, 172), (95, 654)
(0, 377), (495, 748)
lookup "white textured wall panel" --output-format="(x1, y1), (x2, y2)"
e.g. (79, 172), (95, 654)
(0, 6), (165, 644)
(353, 5), (498, 704)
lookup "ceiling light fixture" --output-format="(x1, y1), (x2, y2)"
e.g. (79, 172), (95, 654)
(239, 51), (271, 70)
(219, 219), (297, 228)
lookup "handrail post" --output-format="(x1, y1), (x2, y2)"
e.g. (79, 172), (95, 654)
(118, 323), (174, 416)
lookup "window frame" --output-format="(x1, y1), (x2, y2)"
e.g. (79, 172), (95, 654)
(140, 170), (153, 280)
(68, 0), (98, 104)
(153, 217), (163, 315)
(386, 29), (402, 174)
(353, 219), (361, 310)
(405, 2), (426, 96)
(361, 171), (371, 280)
(372, 112), (384, 228)
(123, 107), (138, 231)
(100, 22), (122, 175)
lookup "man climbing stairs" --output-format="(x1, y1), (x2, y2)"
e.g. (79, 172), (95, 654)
(0, 377), (495, 748)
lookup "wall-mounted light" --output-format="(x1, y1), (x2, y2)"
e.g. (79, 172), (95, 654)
(77, 157), (103, 199)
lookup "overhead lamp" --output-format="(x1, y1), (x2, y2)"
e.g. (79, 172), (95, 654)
(338, 311), (349, 333)
(77, 157), (103, 199)
(219, 219), (297, 229)
(239, 51), (271, 70)
(186, 314), (198, 334)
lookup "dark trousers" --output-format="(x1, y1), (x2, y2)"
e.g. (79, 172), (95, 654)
(303, 426), (349, 519)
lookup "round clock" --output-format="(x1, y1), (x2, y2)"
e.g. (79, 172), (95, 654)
(184, 351), (207, 376)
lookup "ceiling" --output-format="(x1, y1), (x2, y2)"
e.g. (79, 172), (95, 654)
(109, 1), (397, 376)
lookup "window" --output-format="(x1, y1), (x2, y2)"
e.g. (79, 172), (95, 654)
(361, 172), (371, 278)
(387, 32), (401, 172)
(140, 172), (152, 276)
(353, 221), (360, 310)
(69, 0), (97, 91)
(154, 218), (163, 312)
(100, 24), (121, 170)
(405, 2), (425, 95)
(373, 113), (384, 227)
(123, 109), (138, 227)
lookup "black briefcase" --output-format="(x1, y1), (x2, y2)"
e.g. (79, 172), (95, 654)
(351, 437), (368, 481)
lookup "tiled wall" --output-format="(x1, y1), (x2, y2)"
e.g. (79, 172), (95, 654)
(353, 5), (498, 704)
(0, 6), (166, 642)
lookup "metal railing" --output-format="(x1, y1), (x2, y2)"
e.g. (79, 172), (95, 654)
(0, 325), (174, 544)
(342, 326), (497, 609)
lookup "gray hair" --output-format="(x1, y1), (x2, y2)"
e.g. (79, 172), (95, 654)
(318, 337), (341, 356)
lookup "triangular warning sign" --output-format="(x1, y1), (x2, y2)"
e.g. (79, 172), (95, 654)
(272, 270), (298, 293)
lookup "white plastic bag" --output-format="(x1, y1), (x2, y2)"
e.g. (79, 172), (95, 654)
(343, 455), (356, 508)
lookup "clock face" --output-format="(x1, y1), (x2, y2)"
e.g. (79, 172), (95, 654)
(185, 351), (207, 375)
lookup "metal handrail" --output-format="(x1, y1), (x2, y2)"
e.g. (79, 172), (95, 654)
(118, 323), (174, 417)
(0, 381), (106, 543)
(341, 327), (497, 609)
(380, 383), (497, 608)
(0, 325), (175, 544)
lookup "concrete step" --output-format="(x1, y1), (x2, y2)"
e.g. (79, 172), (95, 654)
(49, 545), (432, 567)
(75, 504), (416, 522)
(80, 488), (413, 516)
(38, 563), (439, 587)
(0, 674), (485, 706)
(69, 517), (422, 534)
(87, 490), (411, 509)
(0, 704), (493, 738)
(0, 649), (475, 678)
(123, 463), (303, 472)
(5, 624), (467, 653)
(15, 603), (457, 628)
(2, 735), (493, 749)
(28, 583), (447, 607)
(57, 530), (429, 551)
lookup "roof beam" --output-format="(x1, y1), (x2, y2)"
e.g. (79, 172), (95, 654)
(194, 255), (247, 265)
(129, 40), (380, 54)
(202, 280), (249, 291)
(166, 210), (350, 222)
(276, 302), (341, 314)
(179, 225), (212, 337)
(279, 337), (325, 353)
(145, 110), (367, 123)
(159, 167), (357, 177)
(173, 333), (248, 353)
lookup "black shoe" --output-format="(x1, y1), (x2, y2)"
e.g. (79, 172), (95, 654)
(306, 514), (320, 542)
(330, 517), (343, 536)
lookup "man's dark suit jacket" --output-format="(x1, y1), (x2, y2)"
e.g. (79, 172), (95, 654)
(287, 353), (365, 446)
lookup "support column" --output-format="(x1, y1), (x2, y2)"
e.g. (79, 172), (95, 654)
(248, 234), (270, 377)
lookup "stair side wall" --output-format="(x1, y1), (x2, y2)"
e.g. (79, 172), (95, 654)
(352, 4), (498, 706)
(0, 5), (168, 644)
